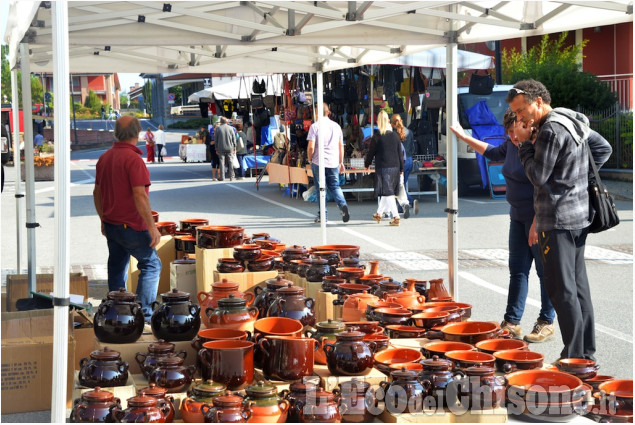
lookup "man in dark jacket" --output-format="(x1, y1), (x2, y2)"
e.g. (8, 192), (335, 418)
(507, 79), (612, 361)
(214, 116), (237, 181)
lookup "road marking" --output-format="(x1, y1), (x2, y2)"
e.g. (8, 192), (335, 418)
(460, 198), (507, 204)
(584, 246), (633, 264)
(462, 248), (508, 266)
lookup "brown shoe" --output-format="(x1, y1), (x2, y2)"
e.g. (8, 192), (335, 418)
(389, 217), (400, 226)
(524, 320), (555, 343)
(500, 320), (522, 339)
(372, 213), (382, 223)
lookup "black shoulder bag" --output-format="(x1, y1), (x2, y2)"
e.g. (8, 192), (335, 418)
(586, 142), (619, 233)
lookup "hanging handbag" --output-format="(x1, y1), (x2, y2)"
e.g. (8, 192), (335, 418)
(251, 94), (264, 109)
(302, 107), (312, 131)
(586, 142), (619, 233)
(409, 67), (420, 108)
(469, 71), (495, 95)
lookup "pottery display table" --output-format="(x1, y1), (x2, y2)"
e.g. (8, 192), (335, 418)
(313, 364), (387, 392)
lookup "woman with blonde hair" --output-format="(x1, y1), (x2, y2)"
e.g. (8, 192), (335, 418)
(364, 110), (404, 226)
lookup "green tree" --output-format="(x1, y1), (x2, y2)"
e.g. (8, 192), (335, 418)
(168, 85), (182, 104)
(1, 45), (48, 107)
(1, 45), (11, 103)
(120, 93), (129, 108)
(84, 89), (102, 110)
(502, 32), (616, 110)
(142, 80), (152, 114)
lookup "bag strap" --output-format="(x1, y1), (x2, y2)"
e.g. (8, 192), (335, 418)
(586, 141), (605, 189)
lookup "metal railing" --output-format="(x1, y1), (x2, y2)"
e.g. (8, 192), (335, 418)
(598, 74), (633, 111)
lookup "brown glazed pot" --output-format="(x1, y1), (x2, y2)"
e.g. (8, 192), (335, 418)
(135, 339), (187, 380)
(174, 235), (197, 258)
(148, 354), (196, 393)
(424, 301), (473, 320)
(233, 244), (262, 262)
(598, 379), (633, 414)
(252, 276), (293, 319)
(201, 391), (252, 423)
(180, 218), (209, 235)
(93, 288), (145, 344)
(363, 333), (390, 353)
(306, 258), (332, 283)
(244, 381), (290, 423)
(217, 258), (246, 273)
(197, 225), (245, 249)
(113, 392), (171, 423)
(418, 355), (464, 408)
(374, 278), (403, 299)
(252, 317), (304, 368)
(191, 329), (250, 380)
(341, 257), (363, 269)
(373, 348), (423, 375)
(475, 338), (528, 355)
(298, 387), (342, 423)
(281, 245), (310, 263)
(421, 341), (475, 359)
(312, 250), (341, 268)
(373, 307), (413, 327)
(411, 311), (451, 329)
(323, 331), (375, 376)
(333, 379), (375, 423)
(138, 383), (175, 423)
(247, 255), (275, 272)
(199, 340), (254, 390)
(321, 276), (347, 293)
(385, 325), (428, 339)
(150, 288), (201, 342)
(378, 367), (427, 413)
(279, 381), (320, 423)
(456, 363), (507, 410)
(444, 350), (496, 370)
(156, 221), (178, 236)
(79, 347), (129, 388)
(305, 319), (347, 365)
(341, 291), (380, 322)
(198, 279), (255, 324)
(311, 244), (360, 259)
(421, 305), (462, 323)
(70, 386), (121, 423)
(364, 301), (402, 321)
(556, 358), (601, 381)
(207, 294), (259, 334)
(335, 267), (366, 283)
(494, 349), (544, 373)
(151, 211), (160, 223)
(267, 284), (315, 327)
(259, 336), (316, 382)
(180, 380), (227, 423)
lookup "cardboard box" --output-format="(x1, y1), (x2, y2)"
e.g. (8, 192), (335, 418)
(127, 235), (175, 296)
(72, 311), (95, 370)
(305, 280), (322, 302)
(5, 273), (88, 312)
(1, 309), (75, 414)
(195, 246), (234, 293)
(170, 261), (198, 300)
(94, 334), (198, 375)
(213, 270), (279, 294)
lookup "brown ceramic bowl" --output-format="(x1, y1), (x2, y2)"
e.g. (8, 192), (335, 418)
(389, 362), (423, 372)
(232, 244), (262, 262)
(254, 317), (304, 338)
(365, 301), (402, 321)
(411, 311), (451, 329)
(247, 255), (274, 272)
(363, 334), (390, 353)
(422, 306), (462, 322)
(445, 350), (496, 370)
(151, 211), (160, 223)
(421, 341), (475, 359)
(506, 370), (584, 400)
(475, 338), (528, 355)
(385, 325), (428, 339)
(343, 321), (382, 335)
(217, 258), (245, 273)
(424, 301), (473, 319)
(585, 375), (615, 392)
(156, 221), (178, 236)
(197, 225), (245, 249)
(311, 245), (360, 259)
(191, 328), (251, 352)
(494, 349), (544, 373)
(335, 283), (372, 296)
(335, 268), (366, 282)
(174, 235), (197, 255)
(374, 348), (422, 370)
(597, 379), (633, 412)
(373, 308), (413, 327)
(179, 218), (209, 234)
(556, 358), (600, 381)
(438, 321), (502, 344)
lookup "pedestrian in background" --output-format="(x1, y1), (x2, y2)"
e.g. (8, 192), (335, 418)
(234, 122), (248, 180)
(155, 125), (165, 163)
(93, 115), (162, 319)
(143, 128), (155, 163)
(214, 116), (237, 181)
(210, 122), (221, 181)
(391, 114), (419, 218)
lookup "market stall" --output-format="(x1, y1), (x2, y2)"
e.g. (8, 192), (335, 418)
(178, 144), (206, 163)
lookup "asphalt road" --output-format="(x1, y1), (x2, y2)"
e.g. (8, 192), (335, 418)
(1, 131), (632, 422)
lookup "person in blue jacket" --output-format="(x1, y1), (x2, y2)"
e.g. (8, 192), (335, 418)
(450, 109), (556, 343)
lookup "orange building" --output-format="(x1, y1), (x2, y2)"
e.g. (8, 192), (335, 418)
(41, 73), (122, 110)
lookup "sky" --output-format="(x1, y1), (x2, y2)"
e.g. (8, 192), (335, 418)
(0, 2), (144, 94)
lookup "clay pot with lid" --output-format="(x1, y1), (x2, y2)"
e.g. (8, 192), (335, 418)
(341, 257), (363, 269)
(279, 381), (319, 423)
(156, 221), (178, 236)
(335, 267), (365, 283)
(180, 218), (209, 235)
(258, 336), (317, 382)
(135, 339), (187, 379)
(253, 276), (293, 319)
(197, 225), (245, 249)
(138, 383), (175, 422)
(233, 244), (262, 262)
(201, 391), (252, 423)
(267, 284), (315, 327)
(305, 319), (346, 365)
(150, 288), (201, 342)
(217, 258), (245, 273)
(306, 258), (332, 283)
(341, 291), (379, 322)
(321, 276), (346, 293)
(113, 391), (171, 423)
(70, 386), (121, 423)
(281, 245), (310, 263)
(93, 288), (145, 343)
(323, 331), (375, 376)
(207, 294), (259, 333)
(296, 259), (312, 278)
(312, 250), (341, 270)
(148, 353), (196, 393)
(385, 290), (426, 311)
(456, 362), (506, 410)
(374, 278), (403, 299)
(180, 380), (227, 423)
(247, 255), (275, 272)
(244, 381), (290, 423)
(378, 367), (427, 413)
(79, 347), (129, 388)
(418, 355), (463, 408)
(297, 387), (342, 423)
(333, 379), (375, 423)
(199, 279), (255, 327)
(373, 307), (412, 327)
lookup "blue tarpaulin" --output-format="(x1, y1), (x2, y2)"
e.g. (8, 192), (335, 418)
(465, 100), (505, 188)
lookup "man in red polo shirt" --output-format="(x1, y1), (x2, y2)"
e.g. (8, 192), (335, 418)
(93, 115), (162, 318)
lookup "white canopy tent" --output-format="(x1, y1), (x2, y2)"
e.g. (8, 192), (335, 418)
(187, 74), (284, 103)
(4, 1), (632, 421)
(376, 46), (494, 69)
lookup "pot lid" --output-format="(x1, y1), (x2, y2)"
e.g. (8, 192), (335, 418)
(107, 287), (137, 302)
(90, 347), (122, 361)
(155, 354), (183, 366)
(282, 245), (308, 255)
(213, 278), (239, 291)
(245, 380), (278, 397)
(390, 366), (420, 381)
(81, 387), (115, 403)
(289, 381), (318, 394)
(464, 362), (496, 376)
(148, 339), (175, 354)
(336, 331), (366, 341)
(317, 319), (346, 332)
(191, 380), (226, 396)
(161, 288), (190, 300)
(218, 294), (247, 307)
(379, 278), (401, 288)
(276, 283), (304, 295)
(421, 355), (452, 370)
(308, 258), (328, 265)
(140, 383), (167, 397)
(128, 391), (158, 407)
(342, 257), (360, 263)
(235, 244), (260, 250)
(213, 390), (244, 407)
(264, 276), (293, 288)
(338, 379), (371, 395)
(352, 291), (378, 299)
(175, 235), (196, 242)
(312, 387), (335, 402)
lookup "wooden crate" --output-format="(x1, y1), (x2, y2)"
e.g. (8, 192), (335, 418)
(379, 405), (507, 423)
(127, 235), (175, 296)
(305, 281), (322, 303)
(313, 364), (387, 392)
(315, 290), (342, 323)
(195, 246), (234, 293)
(213, 270), (279, 294)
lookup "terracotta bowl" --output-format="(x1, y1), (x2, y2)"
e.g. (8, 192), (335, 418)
(411, 311), (451, 329)
(421, 341), (475, 359)
(374, 348), (422, 375)
(422, 306), (462, 322)
(311, 245), (360, 259)
(584, 375), (615, 392)
(363, 333), (390, 353)
(343, 321), (381, 335)
(217, 258), (245, 273)
(192, 328), (251, 351)
(556, 358), (600, 380)
(385, 325), (428, 339)
(598, 379), (633, 412)
(438, 321), (502, 344)
(506, 370), (584, 400)
(475, 338), (528, 355)
(232, 244), (262, 262)
(365, 301), (402, 320)
(156, 221), (178, 236)
(389, 362), (423, 372)
(494, 349), (544, 373)
(424, 301), (473, 319)
(254, 317), (304, 338)
(444, 350), (496, 369)
(335, 267), (366, 282)
(247, 255), (275, 272)
(335, 283), (372, 296)
(179, 218), (209, 233)
(151, 210), (159, 223)
(358, 274), (383, 287)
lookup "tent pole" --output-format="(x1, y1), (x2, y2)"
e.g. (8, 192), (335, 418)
(316, 72), (327, 243)
(446, 43), (459, 300)
(369, 66), (374, 129)
(51, 2), (71, 422)
(11, 69), (24, 274)
(19, 42), (37, 295)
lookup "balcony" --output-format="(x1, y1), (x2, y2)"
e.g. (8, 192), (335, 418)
(598, 74), (633, 111)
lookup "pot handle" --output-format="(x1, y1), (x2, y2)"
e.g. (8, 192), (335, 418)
(200, 403), (213, 417)
(502, 362), (516, 374)
(130, 303), (141, 317)
(417, 295), (425, 304)
(205, 306), (215, 319)
(332, 297), (345, 306)
(258, 338), (271, 358)
(323, 341), (335, 356)
(74, 403), (87, 421)
(304, 328), (316, 339)
(151, 301), (160, 312)
(97, 304), (108, 317)
(191, 336), (201, 351)
(378, 380), (389, 400)
(189, 304), (200, 316)
(79, 357), (89, 369)
(199, 348), (212, 368)
(197, 291), (209, 305)
(187, 365), (198, 378)
(160, 404), (171, 418)
(278, 399), (290, 414)
(305, 297), (315, 310)
(247, 306), (259, 320)
(278, 389), (290, 399)
(243, 292), (255, 306)
(175, 349), (187, 361)
(495, 375), (507, 387)
(421, 330), (444, 340)
(113, 408), (126, 422)
(366, 341), (377, 353)
(253, 286), (264, 297)
(119, 361), (129, 374)
(338, 401), (350, 416)
(242, 407), (252, 421)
